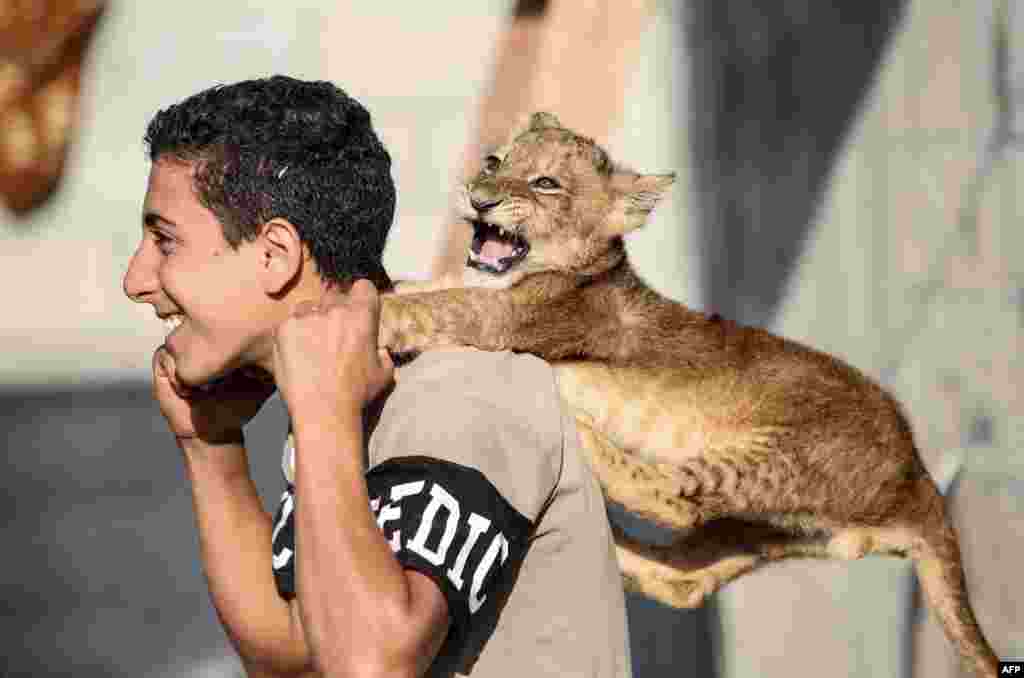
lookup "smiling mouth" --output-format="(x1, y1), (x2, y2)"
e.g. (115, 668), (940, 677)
(466, 220), (530, 275)
(162, 315), (183, 334)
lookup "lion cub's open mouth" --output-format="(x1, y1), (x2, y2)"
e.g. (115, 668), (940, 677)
(467, 220), (530, 275)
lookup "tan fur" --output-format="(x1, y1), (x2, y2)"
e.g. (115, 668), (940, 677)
(382, 113), (999, 676)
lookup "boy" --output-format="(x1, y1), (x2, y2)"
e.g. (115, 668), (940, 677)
(123, 76), (630, 677)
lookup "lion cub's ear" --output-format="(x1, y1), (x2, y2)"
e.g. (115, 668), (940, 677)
(510, 111), (563, 140)
(529, 112), (562, 130)
(606, 172), (676, 236)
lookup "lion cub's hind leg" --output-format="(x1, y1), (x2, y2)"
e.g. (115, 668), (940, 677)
(612, 519), (832, 609)
(824, 526), (915, 560)
(613, 524), (752, 609)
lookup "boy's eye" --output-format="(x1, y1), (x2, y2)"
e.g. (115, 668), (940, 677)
(153, 233), (175, 254)
(482, 155), (501, 174)
(530, 176), (561, 191)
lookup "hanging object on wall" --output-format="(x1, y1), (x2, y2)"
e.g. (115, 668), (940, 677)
(0, 0), (106, 215)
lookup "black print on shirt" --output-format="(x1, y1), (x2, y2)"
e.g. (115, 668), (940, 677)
(272, 456), (532, 633)
(271, 487), (296, 598)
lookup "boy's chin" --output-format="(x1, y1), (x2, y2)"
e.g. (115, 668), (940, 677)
(169, 340), (264, 389)
(173, 355), (234, 390)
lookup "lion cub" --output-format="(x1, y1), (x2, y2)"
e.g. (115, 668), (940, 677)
(379, 113), (998, 677)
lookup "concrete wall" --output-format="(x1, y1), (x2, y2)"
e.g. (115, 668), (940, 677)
(1, 0), (1019, 676)
(714, 0), (1023, 675)
(1, 1), (332, 384)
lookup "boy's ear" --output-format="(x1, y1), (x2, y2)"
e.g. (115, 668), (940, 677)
(606, 172), (676, 236)
(258, 218), (304, 294)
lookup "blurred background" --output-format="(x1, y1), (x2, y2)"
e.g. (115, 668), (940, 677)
(1, 0), (1021, 676)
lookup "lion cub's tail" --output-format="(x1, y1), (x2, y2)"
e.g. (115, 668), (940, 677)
(911, 478), (999, 677)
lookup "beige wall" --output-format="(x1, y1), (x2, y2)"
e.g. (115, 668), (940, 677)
(0, 0), (696, 388)
(2, 1), (1018, 676)
(0, 2), (332, 384)
(0, 1), (512, 385)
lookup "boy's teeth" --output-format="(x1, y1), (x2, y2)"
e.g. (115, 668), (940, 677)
(163, 316), (183, 333)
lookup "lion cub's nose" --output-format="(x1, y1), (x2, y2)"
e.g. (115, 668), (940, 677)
(470, 196), (503, 213)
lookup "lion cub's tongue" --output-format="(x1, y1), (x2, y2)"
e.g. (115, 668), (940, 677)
(481, 238), (515, 262)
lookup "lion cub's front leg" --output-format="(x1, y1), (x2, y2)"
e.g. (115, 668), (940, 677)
(379, 289), (511, 354)
(391, 274), (463, 296)
(380, 277), (587, 356)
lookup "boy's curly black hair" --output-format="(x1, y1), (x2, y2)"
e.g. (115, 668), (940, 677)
(144, 75), (394, 290)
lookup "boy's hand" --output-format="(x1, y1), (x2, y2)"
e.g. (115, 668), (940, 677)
(152, 347), (276, 446)
(272, 279), (395, 422)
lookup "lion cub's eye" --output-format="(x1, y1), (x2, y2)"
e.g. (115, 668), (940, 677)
(530, 176), (561, 191)
(482, 155), (501, 174)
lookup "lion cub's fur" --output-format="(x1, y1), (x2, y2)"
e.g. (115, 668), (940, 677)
(380, 113), (998, 676)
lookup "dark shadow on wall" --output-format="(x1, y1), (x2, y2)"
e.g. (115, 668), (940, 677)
(0, 383), (289, 678)
(678, 2), (910, 677)
(685, 0), (910, 327)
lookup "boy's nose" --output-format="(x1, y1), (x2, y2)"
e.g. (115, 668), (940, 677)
(123, 245), (155, 303)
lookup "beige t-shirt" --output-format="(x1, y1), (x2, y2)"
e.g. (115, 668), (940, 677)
(272, 347), (631, 678)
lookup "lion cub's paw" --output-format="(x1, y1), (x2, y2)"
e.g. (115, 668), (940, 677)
(378, 296), (405, 352)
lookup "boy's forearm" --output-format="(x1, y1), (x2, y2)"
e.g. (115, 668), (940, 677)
(180, 438), (310, 673)
(291, 406), (443, 677)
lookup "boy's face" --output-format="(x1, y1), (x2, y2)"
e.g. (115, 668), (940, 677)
(124, 158), (278, 387)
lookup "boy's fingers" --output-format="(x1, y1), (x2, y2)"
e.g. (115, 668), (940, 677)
(351, 278), (376, 298)
(153, 347), (175, 383)
(354, 279), (382, 336)
(152, 347), (166, 377)
(315, 279), (377, 315)
(152, 347), (189, 398)
(166, 352), (198, 399)
(349, 279), (379, 312)
(323, 281), (351, 303)
(293, 299), (320, 316)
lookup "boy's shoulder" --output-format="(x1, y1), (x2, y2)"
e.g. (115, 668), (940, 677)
(371, 348), (565, 524)
(395, 347), (555, 400)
